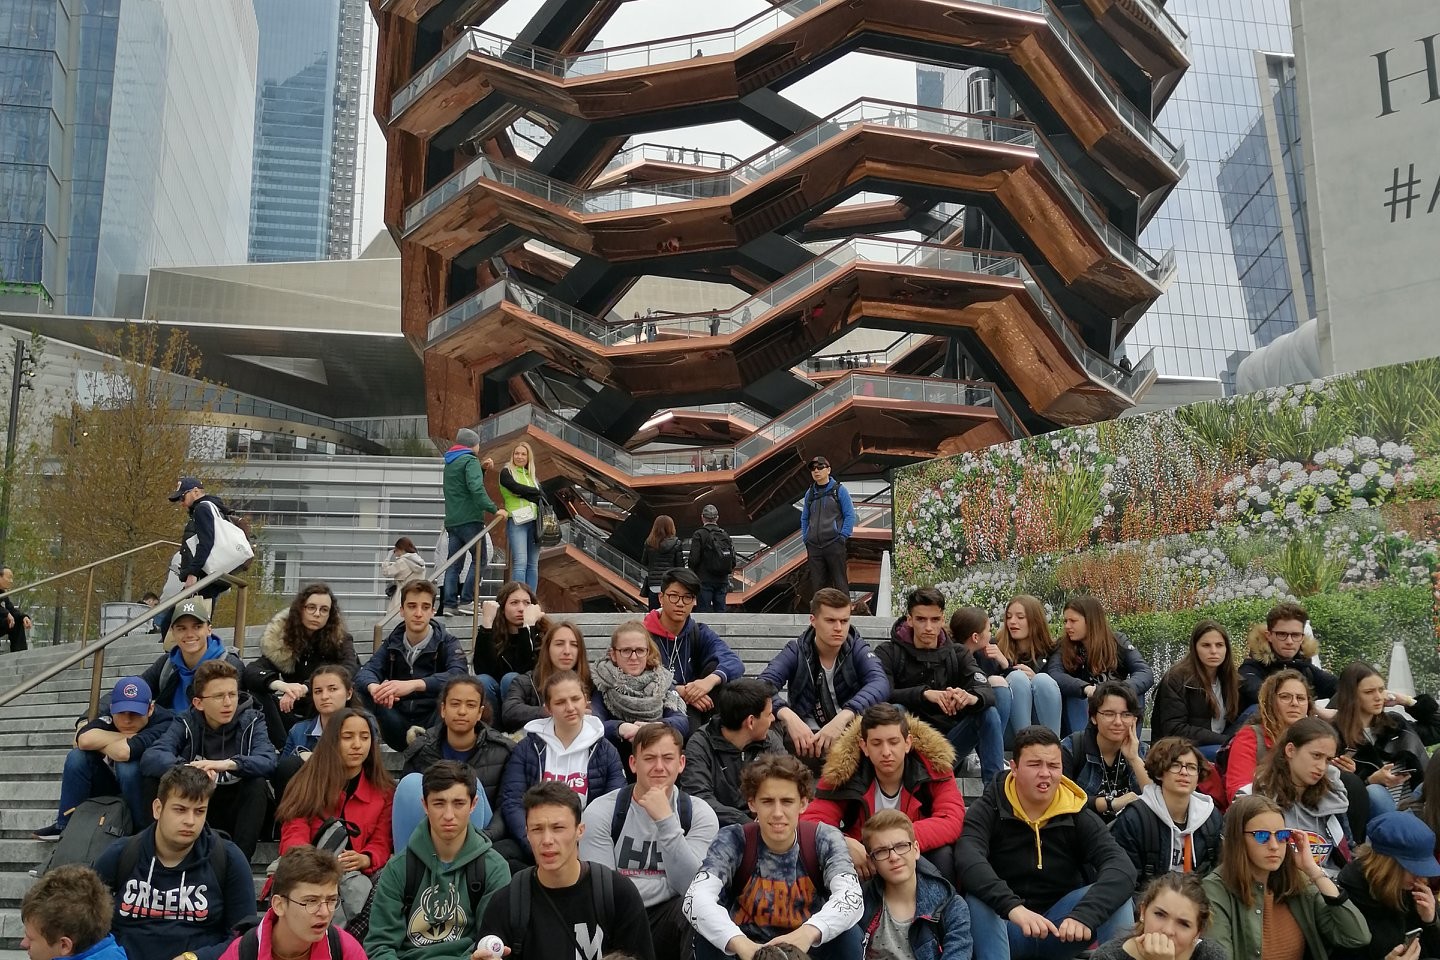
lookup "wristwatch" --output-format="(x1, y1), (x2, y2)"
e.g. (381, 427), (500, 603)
(182, 951), (199, 960)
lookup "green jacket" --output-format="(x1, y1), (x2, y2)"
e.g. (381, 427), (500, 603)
(443, 449), (498, 528)
(1201, 871), (1369, 960)
(363, 820), (511, 960)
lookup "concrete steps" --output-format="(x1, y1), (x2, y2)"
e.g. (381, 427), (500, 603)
(0, 612), (989, 951)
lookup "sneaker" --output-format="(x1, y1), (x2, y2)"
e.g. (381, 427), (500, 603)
(32, 822), (63, 841)
(456, 603), (475, 615)
(406, 725), (426, 747)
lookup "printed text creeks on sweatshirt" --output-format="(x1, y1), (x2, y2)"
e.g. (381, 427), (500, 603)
(93, 825), (257, 960)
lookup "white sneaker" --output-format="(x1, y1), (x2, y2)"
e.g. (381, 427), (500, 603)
(456, 603), (475, 615)
(406, 725), (426, 746)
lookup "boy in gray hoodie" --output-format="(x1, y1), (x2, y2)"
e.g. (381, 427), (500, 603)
(1109, 737), (1223, 898)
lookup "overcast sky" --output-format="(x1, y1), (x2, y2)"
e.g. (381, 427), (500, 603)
(357, 1), (917, 245)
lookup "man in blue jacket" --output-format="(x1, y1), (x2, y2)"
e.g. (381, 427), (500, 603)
(132, 598), (245, 715)
(356, 579), (469, 751)
(141, 660), (276, 859)
(800, 456), (856, 594)
(35, 676), (174, 839)
(95, 765), (257, 960)
(21, 864), (128, 960)
(642, 568), (745, 724)
(761, 587), (890, 761)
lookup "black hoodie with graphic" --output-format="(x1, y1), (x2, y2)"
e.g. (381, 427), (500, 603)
(93, 824), (256, 960)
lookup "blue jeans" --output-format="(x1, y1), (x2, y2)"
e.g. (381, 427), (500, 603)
(58, 749), (147, 828)
(967, 885), (1133, 960)
(391, 772), (493, 848)
(508, 518), (539, 590)
(945, 706), (1006, 783)
(444, 521), (487, 606)
(693, 923), (862, 960)
(1006, 671), (1063, 736)
(697, 581), (728, 613)
(478, 672), (520, 717)
(1368, 783), (1400, 818)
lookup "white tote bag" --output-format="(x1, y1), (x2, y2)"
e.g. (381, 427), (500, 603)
(188, 501), (254, 575)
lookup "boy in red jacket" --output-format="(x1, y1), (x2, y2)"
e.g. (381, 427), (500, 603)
(802, 703), (966, 879)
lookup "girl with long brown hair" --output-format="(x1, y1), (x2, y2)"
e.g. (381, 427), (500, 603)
(1330, 660), (1438, 817)
(1223, 668), (1312, 803)
(1152, 619), (1241, 758)
(640, 514), (684, 610)
(499, 620), (592, 732)
(1046, 594), (1154, 734)
(245, 583), (360, 747)
(997, 594), (1062, 735)
(1202, 794), (1367, 960)
(277, 707), (395, 878)
(1250, 717), (1354, 876)
(471, 579), (550, 717)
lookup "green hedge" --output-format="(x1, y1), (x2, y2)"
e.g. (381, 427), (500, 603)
(1109, 584), (1438, 696)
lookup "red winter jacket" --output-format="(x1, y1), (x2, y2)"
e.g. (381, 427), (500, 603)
(280, 771), (395, 874)
(801, 717), (965, 851)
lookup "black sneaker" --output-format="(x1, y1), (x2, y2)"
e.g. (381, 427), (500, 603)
(32, 822), (63, 841)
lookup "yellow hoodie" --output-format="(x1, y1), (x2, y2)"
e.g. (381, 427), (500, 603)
(1003, 773), (1088, 869)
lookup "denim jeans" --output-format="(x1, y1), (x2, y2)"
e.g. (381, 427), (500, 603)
(1006, 670), (1063, 736)
(696, 581), (728, 613)
(478, 672), (520, 718)
(58, 749), (147, 828)
(693, 923), (862, 960)
(508, 518), (539, 590)
(391, 771), (492, 847)
(967, 885), (1133, 960)
(945, 706), (1006, 783)
(444, 521), (487, 606)
(1368, 782), (1400, 818)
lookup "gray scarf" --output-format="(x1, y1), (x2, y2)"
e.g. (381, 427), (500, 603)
(592, 657), (682, 722)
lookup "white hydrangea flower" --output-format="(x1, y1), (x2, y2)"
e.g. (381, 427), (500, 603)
(1348, 473), (1368, 491)
(1360, 461), (1380, 477)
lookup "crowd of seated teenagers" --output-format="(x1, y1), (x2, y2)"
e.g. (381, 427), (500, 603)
(37, 568), (1440, 959)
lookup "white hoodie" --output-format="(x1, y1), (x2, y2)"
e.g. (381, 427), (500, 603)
(524, 714), (606, 801)
(1138, 783), (1216, 872)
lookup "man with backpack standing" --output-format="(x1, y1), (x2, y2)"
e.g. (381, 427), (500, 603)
(365, 761), (511, 960)
(94, 765), (257, 960)
(688, 505), (734, 613)
(800, 457), (855, 596)
(441, 428), (505, 616)
(684, 753), (863, 960)
(161, 477), (235, 636)
(580, 724), (719, 957)
(477, 781), (654, 960)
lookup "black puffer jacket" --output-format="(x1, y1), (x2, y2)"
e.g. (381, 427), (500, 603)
(402, 721), (514, 818)
(875, 618), (995, 734)
(678, 716), (786, 826)
(641, 536), (685, 592)
(1150, 667), (1241, 746)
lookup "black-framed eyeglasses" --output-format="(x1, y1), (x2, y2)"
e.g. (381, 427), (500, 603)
(613, 647), (648, 659)
(867, 840), (916, 861)
(1167, 762), (1200, 775)
(1096, 710), (1136, 721)
(283, 895), (340, 914)
(1271, 630), (1305, 641)
(1245, 829), (1293, 845)
(662, 593), (695, 605)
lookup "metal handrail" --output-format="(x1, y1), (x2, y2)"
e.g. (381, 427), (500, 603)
(1, 539), (181, 649)
(2, 539), (180, 602)
(371, 514), (506, 651)
(0, 567), (251, 721)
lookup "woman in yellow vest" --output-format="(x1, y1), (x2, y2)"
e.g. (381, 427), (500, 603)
(498, 442), (543, 590)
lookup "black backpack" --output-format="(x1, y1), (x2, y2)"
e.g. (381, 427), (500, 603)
(608, 785), (693, 842)
(399, 847), (493, 923)
(40, 796), (133, 875)
(696, 527), (735, 577)
(505, 863), (615, 957)
(238, 925), (341, 960)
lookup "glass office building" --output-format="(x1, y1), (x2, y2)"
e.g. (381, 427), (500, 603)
(1128, 0), (1296, 380)
(248, 0), (364, 263)
(0, 0), (256, 317)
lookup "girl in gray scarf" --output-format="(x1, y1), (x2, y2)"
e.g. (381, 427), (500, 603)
(591, 620), (691, 759)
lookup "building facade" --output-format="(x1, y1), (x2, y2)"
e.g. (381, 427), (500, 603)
(247, 0), (364, 263)
(0, 0), (256, 317)
(1128, 0), (1296, 380)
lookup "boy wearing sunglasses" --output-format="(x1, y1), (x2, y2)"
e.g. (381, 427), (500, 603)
(857, 810), (971, 960)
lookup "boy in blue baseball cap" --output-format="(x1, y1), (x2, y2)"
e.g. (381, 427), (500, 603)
(35, 676), (175, 839)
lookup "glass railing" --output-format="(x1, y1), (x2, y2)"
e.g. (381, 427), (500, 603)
(736, 499), (893, 590)
(428, 235), (1145, 399)
(597, 143), (743, 179)
(473, 373), (1016, 479)
(557, 518), (649, 586)
(403, 98), (1170, 287)
(390, 0), (1184, 173)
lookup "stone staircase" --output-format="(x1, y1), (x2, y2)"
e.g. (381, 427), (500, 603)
(0, 612), (952, 955)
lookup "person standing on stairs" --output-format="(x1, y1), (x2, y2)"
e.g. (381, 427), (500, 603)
(800, 456), (855, 596)
(441, 428), (504, 616)
(498, 442), (543, 592)
(160, 477), (234, 638)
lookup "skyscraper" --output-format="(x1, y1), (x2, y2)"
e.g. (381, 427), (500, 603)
(1127, 0), (1296, 380)
(247, 0), (364, 263)
(0, 0), (257, 316)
